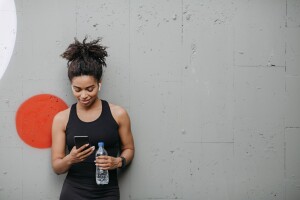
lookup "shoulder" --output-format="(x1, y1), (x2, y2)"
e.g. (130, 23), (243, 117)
(109, 103), (127, 116)
(108, 103), (130, 125)
(53, 107), (71, 128)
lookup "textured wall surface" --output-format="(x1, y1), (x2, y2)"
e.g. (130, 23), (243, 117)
(0, 0), (300, 200)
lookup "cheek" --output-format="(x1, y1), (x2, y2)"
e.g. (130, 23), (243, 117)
(72, 91), (81, 98)
(91, 91), (99, 97)
(71, 88), (78, 96)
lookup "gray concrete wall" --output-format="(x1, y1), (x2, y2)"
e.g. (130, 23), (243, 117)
(0, 0), (300, 199)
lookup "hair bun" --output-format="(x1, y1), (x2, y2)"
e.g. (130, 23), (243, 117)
(61, 37), (107, 67)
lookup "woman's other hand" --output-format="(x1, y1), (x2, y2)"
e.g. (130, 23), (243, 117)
(95, 156), (121, 170)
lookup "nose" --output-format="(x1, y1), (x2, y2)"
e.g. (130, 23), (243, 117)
(80, 91), (88, 99)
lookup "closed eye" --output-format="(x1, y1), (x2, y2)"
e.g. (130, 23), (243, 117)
(86, 87), (95, 92)
(72, 85), (96, 92)
(72, 87), (81, 92)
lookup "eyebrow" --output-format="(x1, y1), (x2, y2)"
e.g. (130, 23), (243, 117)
(72, 85), (95, 89)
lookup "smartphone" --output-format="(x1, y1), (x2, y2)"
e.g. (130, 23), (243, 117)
(74, 136), (90, 150)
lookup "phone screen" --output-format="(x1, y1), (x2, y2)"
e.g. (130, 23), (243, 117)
(74, 136), (90, 149)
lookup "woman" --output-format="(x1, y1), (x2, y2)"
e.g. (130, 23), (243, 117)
(51, 37), (135, 200)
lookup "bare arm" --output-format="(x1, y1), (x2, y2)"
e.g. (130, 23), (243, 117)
(51, 109), (95, 174)
(51, 110), (71, 174)
(117, 107), (135, 167)
(95, 105), (135, 170)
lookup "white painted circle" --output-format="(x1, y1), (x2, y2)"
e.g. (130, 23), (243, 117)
(0, 0), (17, 80)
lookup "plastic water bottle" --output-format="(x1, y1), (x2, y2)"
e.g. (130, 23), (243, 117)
(95, 142), (109, 185)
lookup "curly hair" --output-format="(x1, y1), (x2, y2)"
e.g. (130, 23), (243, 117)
(61, 37), (108, 81)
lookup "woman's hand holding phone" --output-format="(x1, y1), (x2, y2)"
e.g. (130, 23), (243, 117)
(68, 144), (95, 164)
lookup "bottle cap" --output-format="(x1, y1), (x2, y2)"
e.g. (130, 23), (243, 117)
(98, 142), (104, 147)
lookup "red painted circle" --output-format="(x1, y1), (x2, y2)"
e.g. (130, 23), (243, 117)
(16, 94), (68, 148)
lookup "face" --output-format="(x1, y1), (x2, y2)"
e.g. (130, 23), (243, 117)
(71, 75), (100, 107)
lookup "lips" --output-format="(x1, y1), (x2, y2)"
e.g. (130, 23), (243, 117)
(80, 99), (91, 105)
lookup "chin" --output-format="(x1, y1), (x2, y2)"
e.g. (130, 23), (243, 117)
(79, 98), (96, 107)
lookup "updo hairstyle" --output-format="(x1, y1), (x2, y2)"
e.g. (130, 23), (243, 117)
(61, 37), (108, 82)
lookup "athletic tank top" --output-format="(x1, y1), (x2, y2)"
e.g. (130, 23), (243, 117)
(65, 99), (120, 186)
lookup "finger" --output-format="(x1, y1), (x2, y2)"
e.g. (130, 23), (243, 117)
(70, 146), (78, 155)
(82, 146), (95, 154)
(76, 144), (91, 157)
(71, 146), (77, 151)
(77, 144), (90, 151)
(95, 165), (109, 170)
(96, 155), (109, 160)
(95, 157), (113, 166)
(101, 166), (110, 170)
(96, 163), (110, 170)
(95, 158), (106, 164)
(80, 146), (95, 158)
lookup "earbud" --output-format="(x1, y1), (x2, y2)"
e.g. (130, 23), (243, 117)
(98, 83), (101, 91)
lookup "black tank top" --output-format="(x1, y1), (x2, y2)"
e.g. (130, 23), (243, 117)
(65, 99), (120, 186)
